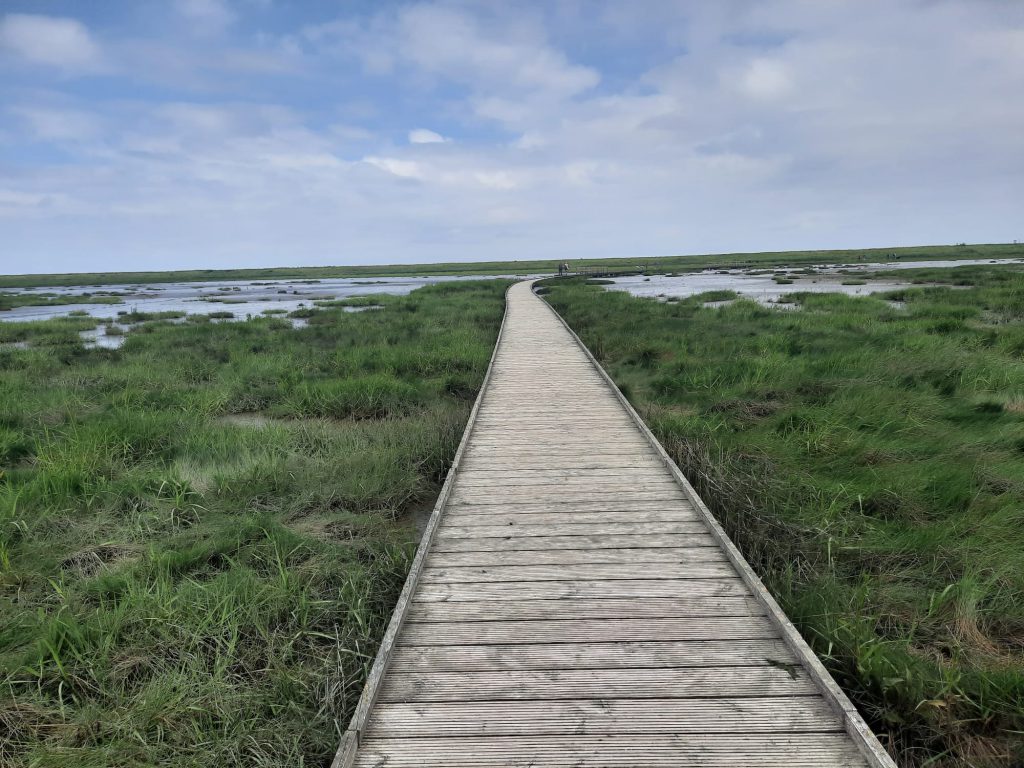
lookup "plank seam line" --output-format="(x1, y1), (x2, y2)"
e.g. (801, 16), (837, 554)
(362, 729), (850, 741)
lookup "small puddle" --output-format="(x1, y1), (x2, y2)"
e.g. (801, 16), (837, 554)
(80, 324), (128, 349)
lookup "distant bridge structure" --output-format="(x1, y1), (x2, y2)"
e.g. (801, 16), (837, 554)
(557, 263), (648, 278)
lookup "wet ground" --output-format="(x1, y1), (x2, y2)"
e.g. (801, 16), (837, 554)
(0, 274), (528, 323)
(5, 258), (1020, 325)
(601, 257), (1022, 304)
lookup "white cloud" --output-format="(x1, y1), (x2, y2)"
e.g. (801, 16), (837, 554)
(737, 58), (794, 101)
(9, 105), (101, 141)
(394, 5), (599, 97)
(1, 1), (1023, 272)
(363, 156), (426, 180)
(305, 4), (599, 101)
(175, 0), (235, 34)
(0, 14), (103, 71)
(408, 128), (448, 144)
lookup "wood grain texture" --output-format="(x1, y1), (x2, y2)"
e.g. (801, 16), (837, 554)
(405, 595), (765, 621)
(354, 735), (868, 768)
(378, 665), (817, 702)
(387, 638), (801, 673)
(398, 616), (779, 645)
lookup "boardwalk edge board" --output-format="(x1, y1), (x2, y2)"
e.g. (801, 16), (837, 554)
(329, 284), (512, 768)
(538, 280), (895, 768)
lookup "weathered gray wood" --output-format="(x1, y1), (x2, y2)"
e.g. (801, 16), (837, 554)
(418, 561), (737, 583)
(459, 458), (665, 470)
(427, 546), (722, 566)
(354, 735), (869, 767)
(445, 498), (693, 514)
(399, 616), (778, 645)
(337, 280), (894, 768)
(414, 577), (751, 602)
(437, 521), (709, 538)
(456, 466), (666, 478)
(366, 697), (842, 738)
(441, 510), (701, 527)
(453, 472), (673, 487)
(449, 488), (688, 504)
(378, 665), (816, 702)
(406, 596), (765, 621)
(388, 638), (800, 672)
(431, 532), (719, 552)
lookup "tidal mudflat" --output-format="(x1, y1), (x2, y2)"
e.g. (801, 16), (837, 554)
(0, 274), (524, 324)
(598, 257), (1024, 304)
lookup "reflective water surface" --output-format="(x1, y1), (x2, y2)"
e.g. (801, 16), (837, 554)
(1, 275), (527, 323)
(599, 258), (1023, 305)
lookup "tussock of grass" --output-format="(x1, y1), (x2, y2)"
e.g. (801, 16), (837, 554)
(0, 292), (124, 311)
(119, 310), (186, 323)
(542, 268), (1024, 768)
(0, 280), (509, 766)
(693, 290), (739, 303)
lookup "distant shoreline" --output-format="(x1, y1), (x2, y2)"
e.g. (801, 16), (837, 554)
(2, 242), (1021, 288)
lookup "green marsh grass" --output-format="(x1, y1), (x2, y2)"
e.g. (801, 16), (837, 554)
(0, 280), (509, 767)
(543, 269), (1024, 767)
(3, 242), (1021, 289)
(0, 293), (124, 312)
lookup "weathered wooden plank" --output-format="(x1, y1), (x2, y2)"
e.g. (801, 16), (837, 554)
(388, 638), (799, 673)
(456, 467), (667, 480)
(399, 616), (778, 645)
(442, 510), (700, 527)
(419, 561), (737, 583)
(437, 521), (709, 538)
(445, 498), (693, 514)
(354, 735), (869, 767)
(463, 450), (659, 460)
(449, 490), (688, 505)
(467, 437), (646, 446)
(459, 457), (665, 470)
(431, 532), (719, 552)
(453, 472), (673, 487)
(427, 547), (723, 567)
(415, 577), (750, 602)
(378, 665), (815, 703)
(406, 596), (765, 622)
(475, 405), (626, 411)
(366, 697), (841, 738)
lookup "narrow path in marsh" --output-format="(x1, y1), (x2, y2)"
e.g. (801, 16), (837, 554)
(334, 280), (894, 768)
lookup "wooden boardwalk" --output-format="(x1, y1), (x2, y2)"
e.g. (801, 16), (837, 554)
(334, 281), (894, 768)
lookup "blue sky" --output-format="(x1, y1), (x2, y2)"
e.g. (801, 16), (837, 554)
(1, 1), (1022, 273)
